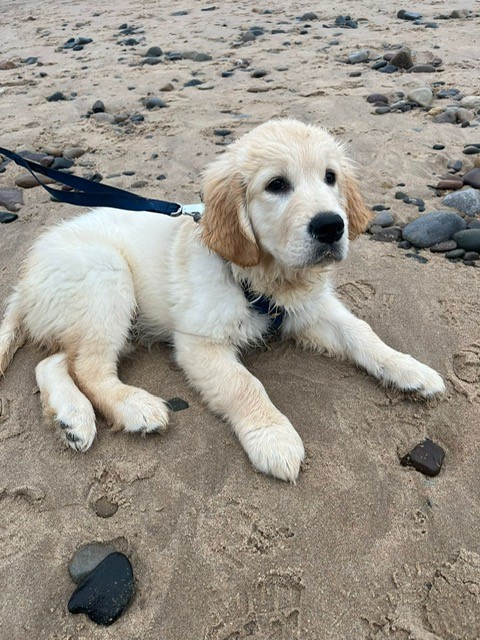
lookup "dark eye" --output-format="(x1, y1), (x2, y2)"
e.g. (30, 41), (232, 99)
(266, 177), (291, 194)
(325, 170), (336, 186)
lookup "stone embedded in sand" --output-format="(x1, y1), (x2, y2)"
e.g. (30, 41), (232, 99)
(452, 229), (480, 252)
(371, 227), (402, 242)
(462, 168), (480, 189)
(445, 248), (465, 259)
(166, 398), (189, 412)
(68, 552), (134, 626)
(47, 91), (67, 102)
(429, 240), (457, 252)
(433, 110), (458, 124)
(0, 212), (18, 223)
(145, 46), (162, 57)
(436, 179), (463, 191)
(372, 211), (394, 227)
(463, 146), (480, 155)
(69, 542), (117, 584)
(443, 188), (480, 216)
(145, 96), (166, 109)
(92, 100), (105, 113)
(407, 87), (433, 107)
(397, 10), (422, 20)
(400, 438), (445, 477)
(0, 188), (24, 212)
(460, 95), (480, 111)
(348, 49), (369, 64)
(389, 47), (414, 70)
(408, 64), (436, 73)
(402, 211), (467, 248)
(367, 93), (389, 104)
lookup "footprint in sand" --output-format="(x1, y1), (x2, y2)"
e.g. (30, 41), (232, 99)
(337, 280), (376, 317)
(205, 571), (304, 640)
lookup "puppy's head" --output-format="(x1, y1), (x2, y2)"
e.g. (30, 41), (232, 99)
(200, 119), (371, 269)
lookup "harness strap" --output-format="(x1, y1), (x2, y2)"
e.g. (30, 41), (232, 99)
(0, 146), (185, 216)
(240, 281), (286, 333)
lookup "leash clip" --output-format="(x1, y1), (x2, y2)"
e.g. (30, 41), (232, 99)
(178, 203), (205, 222)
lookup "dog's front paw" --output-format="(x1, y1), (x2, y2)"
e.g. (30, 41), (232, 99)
(113, 390), (169, 434)
(382, 353), (445, 397)
(240, 422), (305, 483)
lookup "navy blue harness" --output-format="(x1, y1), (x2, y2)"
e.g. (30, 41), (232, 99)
(240, 281), (286, 334)
(1, 146), (286, 332)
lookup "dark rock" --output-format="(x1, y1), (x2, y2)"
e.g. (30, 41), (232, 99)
(372, 60), (388, 70)
(367, 93), (389, 104)
(395, 191), (409, 200)
(452, 229), (480, 252)
(445, 248), (465, 259)
(389, 47), (414, 70)
(0, 188), (24, 212)
(51, 157), (74, 171)
(408, 64), (437, 73)
(432, 144), (445, 150)
(69, 542), (117, 584)
(400, 438), (445, 477)
(437, 88), (461, 99)
(443, 188), (480, 216)
(397, 10), (422, 20)
(251, 69), (268, 78)
(68, 552), (134, 626)
(375, 106), (391, 114)
(193, 52), (212, 62)
(430, 240), (457, 252)
(145, 46), (162, 57)
(379, 64), (398, 74)
(448, 160), (463, 173)
(372, 203), (390, 211)
(463, 168), (480, 189)
(464, 251), (480, 261)
(47, 91), (67, 102)
(402, 211), (467, 248)
(214, 129), (232, 136)
(141, 57), (162, 66)
(349, 71), (362, 77)
(145, 96), (166, 109)
(0, 212), (18, 223)
(436, 179), (463, 191)
(405, 253), (428, 264)
(183, 78), (203, 87)
(166, 398), (189, 412)
(92, 100), (105, 113)
(463, 146), (480, 155)
(397, 240), (411, 249)
(468, 219), (480, 229)
(171, 10), (188, 16)
(300, 12), (318, 21)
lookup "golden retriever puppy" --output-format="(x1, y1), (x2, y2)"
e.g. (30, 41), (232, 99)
(0, 119), (444, 482)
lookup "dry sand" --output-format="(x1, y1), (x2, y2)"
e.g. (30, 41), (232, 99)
(1, 1), (480, 638)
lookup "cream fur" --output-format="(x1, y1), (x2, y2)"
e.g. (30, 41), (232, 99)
(0, 120), (445, 482)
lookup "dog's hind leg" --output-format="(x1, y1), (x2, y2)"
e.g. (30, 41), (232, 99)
(36, 353), (96, 452)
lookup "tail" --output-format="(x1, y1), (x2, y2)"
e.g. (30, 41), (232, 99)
(0, 291), (25, 376)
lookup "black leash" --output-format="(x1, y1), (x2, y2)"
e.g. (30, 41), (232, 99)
(0, 146), (203, 220)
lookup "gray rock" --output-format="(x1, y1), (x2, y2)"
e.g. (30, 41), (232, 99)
(460, 95), (480, 111)
(46, 91), (67, 102)
(402, 211), (467, 248)
(455, 108), (474, 123)
(463, 146), (480, 155)
(145, 96), (166, 109)
(407, 87), (433, 107)
(452, 229), (480, 252)
(371, 226), (402, 242)
(379, 64), (398, 74)
(375, 106), (391, 114)
(443, 188), (480, 216)
(0, 188), (24, 212)
(408, 64), (436, 73)
(251, 69), (268, 78)
(433, 110), (457, 124)
(69, 542), (117, 584)
(372, 210), (394, 227)
(145, 46), (162, 57)
(63, 147), (85, 159)
(445, 248), (465, 259)
(429, 240), (457, 252)
(193, 52), (212, 62)
(469, 219), (480, 229)
(91, 113), (115, 124)
(348, 49), (370, 64)
(462, 168), (480, 189)
(464, 251), (480, 261)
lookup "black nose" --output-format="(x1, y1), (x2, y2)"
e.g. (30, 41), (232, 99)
(308, 213), (344, 244)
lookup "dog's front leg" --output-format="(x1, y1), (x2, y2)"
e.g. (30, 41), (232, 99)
(174, 333), (305, 482)
(296, 293), (445, 397)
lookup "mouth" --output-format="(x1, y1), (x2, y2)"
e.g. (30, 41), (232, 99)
(308, 242), (346, 266)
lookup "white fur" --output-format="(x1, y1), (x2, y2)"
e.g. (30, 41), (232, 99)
(0, 120), (445, 482)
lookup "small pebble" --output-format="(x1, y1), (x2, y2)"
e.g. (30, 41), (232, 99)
(0, 212), (18, 223)
(463, 146), (480, 156)
(371, 227), (402, 242)
(372, 211), (394, 227)
(145, 96), (166, 109)
(400, 438), (445, 477)
(348, 49), (370, 64)
(63, 147), (85, 160)
(445, 248), (465, 259)
(397, 240), (411, 250)
(47, 91), (67, 102)
(464, 251), (480, 261)
(92, 100), (105, 113)
(379, 64), (398, 74)
(145, 46), (162, 57)
(367, 93), (389, 104)
(69, 542), (117, 584)
(430, 240), (457, 252)
(432, 144), (445, 150)
(166, 398), (189, 412)
(251, 69), (267, 78)
(68, 552), (134, 626)
(405, 253), (428, 264)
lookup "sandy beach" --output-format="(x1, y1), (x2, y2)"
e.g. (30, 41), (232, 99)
(1, 1), (480, 638)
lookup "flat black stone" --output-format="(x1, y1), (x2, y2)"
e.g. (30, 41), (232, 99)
(68, 552), (134, 626)
(400, 438), (445, 477)
(166, 397), (189, 412)
(405, 252), (428, 264)
(0, 212), (18, 223)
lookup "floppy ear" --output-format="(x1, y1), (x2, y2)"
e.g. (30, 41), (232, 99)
(200, 165), (260, 268)
(343, 173), (373, 240)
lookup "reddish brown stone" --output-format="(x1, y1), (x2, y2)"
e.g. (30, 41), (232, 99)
(436, 179), (463, 191)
